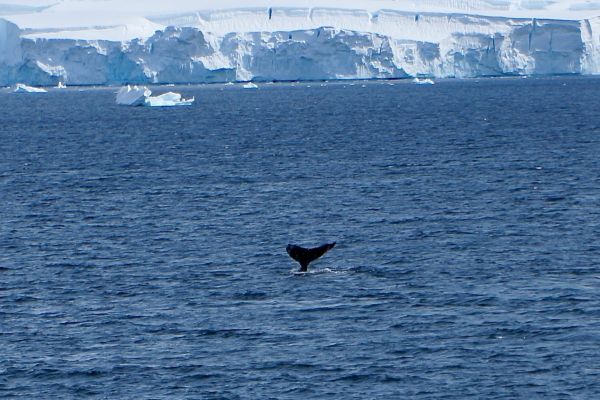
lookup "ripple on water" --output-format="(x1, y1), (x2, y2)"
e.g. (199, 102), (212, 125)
(2, 78), (600, 398)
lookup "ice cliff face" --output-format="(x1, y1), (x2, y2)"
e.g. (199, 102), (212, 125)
(0, 19), (20, 62)
(0, 9), (598, 85)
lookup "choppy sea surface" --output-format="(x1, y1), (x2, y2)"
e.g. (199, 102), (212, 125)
(1, 77), (600, 399)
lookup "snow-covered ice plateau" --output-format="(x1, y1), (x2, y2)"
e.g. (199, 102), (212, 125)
(3, 1), (600, 85)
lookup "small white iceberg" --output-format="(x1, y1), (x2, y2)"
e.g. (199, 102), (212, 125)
(14, 83), (47, 93)
(145, 92), (195, 107)
(243, 82), (258, 89)
(413, 78), (435, 85)
(56, 82), (67, 89)
(116, 85), (194, 107)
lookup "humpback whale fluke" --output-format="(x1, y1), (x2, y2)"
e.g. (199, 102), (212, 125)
(286, 242), (336, 272)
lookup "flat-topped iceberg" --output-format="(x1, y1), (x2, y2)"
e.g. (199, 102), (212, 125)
(145, 92), (195, 107)
(14, 83), (47, 93)
(116, 85), (194, 107)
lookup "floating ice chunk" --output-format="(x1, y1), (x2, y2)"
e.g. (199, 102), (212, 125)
(14, 83), (47, 93)
(116, 85), (193, 107)
(116, 85), (151, 106)
(145, 92), (194, 107)
(243, 82), (258, 89)
(56, 82), (67, 89)
(413, 78), (435, 85)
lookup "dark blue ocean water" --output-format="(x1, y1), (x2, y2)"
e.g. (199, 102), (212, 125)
(1, 77), (600, 399)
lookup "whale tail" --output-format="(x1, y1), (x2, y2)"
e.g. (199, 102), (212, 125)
(286, 242), (336, 272)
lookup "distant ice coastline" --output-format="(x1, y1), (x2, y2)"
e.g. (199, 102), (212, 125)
(2, 2), (600, 86)
(2, 75), (597, 94)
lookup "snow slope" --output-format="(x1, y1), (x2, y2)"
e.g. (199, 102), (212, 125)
(2, 1), (600, 85)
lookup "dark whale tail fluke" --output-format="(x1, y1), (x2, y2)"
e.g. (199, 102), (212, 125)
(286, 242), (336, 272)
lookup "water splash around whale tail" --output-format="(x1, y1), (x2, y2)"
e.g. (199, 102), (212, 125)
(286, 242), (336, 272)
